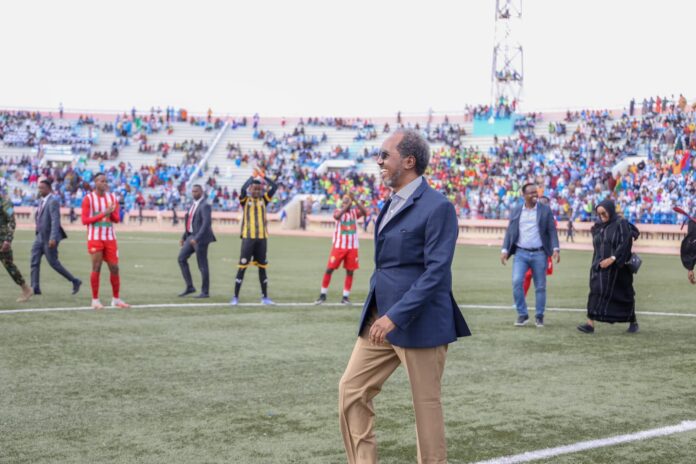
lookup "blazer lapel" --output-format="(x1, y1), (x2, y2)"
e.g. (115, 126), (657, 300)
(536, 204), (544, 229)
(380, 179), (428, 234)
(374, 198), (391, 239)
(194, 201), (203, 229)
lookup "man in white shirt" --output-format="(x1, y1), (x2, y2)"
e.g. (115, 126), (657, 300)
(501, 183), (560, 327)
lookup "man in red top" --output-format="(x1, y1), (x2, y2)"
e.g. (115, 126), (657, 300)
(315, 193), (367, 305)
(81, 173), (130, 309)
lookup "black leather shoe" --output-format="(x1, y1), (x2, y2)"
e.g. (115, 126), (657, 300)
(178, 288), (197, 297)
(193, 293), (209, 299)
(627, 322), (639, 334)
(577, 323), (595, 334)
(33, 288), (42, 295)
(72, 279), (82, 295)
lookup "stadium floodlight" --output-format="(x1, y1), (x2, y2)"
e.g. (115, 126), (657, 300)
(491, 0), (524, 111)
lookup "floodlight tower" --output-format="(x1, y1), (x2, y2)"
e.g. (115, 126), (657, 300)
(491, 0), (524, 109)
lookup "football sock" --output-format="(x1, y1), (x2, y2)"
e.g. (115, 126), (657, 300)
(90, 272), (100, 299)
(234, 268), (246, 298)
(343, 274), (353, 296)
(110, 273), (120, 299)
(321, 273), (332, 292)
(259, 268), (268, 298)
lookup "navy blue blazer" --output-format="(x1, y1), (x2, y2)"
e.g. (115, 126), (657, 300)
(359, 178), (471, 348)
(182, 200), (216, 245)
(502, 203), (559, 257)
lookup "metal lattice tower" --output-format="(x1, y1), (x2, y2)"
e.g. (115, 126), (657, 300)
(491, 0), (523, 108)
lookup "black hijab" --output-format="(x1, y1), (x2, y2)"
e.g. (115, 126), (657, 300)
(594, 199), (618, 231)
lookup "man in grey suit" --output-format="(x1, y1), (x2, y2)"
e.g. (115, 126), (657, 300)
(501, 183), (560, 327)
(178, 184), (216, 298)
(31, 180), (81, 295)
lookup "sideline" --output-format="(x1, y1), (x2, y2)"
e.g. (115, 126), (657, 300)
(469, 420), (696, 464)
(1, 302), (696, 318)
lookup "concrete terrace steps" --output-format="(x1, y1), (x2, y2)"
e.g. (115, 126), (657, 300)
(83, 122), (217, 170)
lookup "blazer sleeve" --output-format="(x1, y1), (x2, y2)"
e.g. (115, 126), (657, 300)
(48, 199), (62, 242)
(547, 208), (560, 250)
(502, 208), (517, 253)
(502, 221), (513, 253)
(193, 203), (212, 242)
(181, 213), (188, 240)
(385, 201), (458, 330)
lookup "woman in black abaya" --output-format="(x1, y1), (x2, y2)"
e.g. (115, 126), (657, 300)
(680, 214), (696, 285)
(577, 199), (640, 334)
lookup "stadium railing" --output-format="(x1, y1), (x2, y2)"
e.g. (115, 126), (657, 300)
(11, 207), (687, 244)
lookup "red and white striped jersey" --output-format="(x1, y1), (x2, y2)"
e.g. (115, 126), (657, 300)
(81, 192), (119, 241)
(332, 208), (361, 250)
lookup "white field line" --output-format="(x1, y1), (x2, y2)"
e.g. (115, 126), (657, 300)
(469, 420), (696, 464)
(0, 302), (349, 314)
(11, 239), (175, 244)
(1, 302), (696, 318)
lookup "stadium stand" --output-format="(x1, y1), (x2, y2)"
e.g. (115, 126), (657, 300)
(1, 96), (695, 225)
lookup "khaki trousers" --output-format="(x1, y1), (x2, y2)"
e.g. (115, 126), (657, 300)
(338, 334), (448, 464)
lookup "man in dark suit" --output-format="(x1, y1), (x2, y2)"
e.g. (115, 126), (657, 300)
(501, 183), (560, 327)
(30, 180), (81, 295)
(339, 129), (470, 464)
(178, 184), (216, 298)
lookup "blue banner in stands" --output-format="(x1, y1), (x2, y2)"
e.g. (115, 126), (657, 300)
(473, 114), (520, 137)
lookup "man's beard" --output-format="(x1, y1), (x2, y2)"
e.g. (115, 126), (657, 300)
(383, 167), (402, 189)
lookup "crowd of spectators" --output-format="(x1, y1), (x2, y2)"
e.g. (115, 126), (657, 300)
(1, 111), (96, 152)
(2, 96), (695, 226)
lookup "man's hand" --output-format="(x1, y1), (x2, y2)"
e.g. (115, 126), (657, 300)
(553, 250), (560, 264)
(500, 252), (509, 265)
(179, 239), (184, 248)
(48, 240), (57, 249)
(189, 238), (197, 248)
(0, 241), (10, 253)
(599, 257), (616, 269)
(105, 204), (116, 215)
(368, 315), (396, 345)
(688, 270), (695, 285)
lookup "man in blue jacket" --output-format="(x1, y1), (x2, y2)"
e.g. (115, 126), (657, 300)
(339, 129), (470, 464)
(501, 183), (560, 327)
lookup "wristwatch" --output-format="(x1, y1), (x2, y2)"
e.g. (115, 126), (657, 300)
(610, 255), (616, 261)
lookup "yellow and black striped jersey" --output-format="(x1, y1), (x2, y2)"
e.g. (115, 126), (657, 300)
(238, 176), (277, 239)
(240, 195), (272, 239)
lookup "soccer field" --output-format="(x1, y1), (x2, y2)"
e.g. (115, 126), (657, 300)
(1, 231), (695, 463)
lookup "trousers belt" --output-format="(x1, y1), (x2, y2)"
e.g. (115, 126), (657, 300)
(518, 246), (543, 252)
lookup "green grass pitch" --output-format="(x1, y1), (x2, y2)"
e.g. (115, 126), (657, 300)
(1, 230), (695, 463)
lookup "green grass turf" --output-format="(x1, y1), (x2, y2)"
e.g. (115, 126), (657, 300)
(1, 231), (695, 463)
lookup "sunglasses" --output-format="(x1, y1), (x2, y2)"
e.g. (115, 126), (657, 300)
(375, 151), (414, 161)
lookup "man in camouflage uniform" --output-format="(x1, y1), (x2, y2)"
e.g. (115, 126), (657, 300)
(1, 193), (33, 302)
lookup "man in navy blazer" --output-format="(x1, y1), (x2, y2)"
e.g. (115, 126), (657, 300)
(30, 180), (81, 295)
(178, 184), (216, 298)
(339, 129), (470, 464)
(501, 183), (560, 327)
